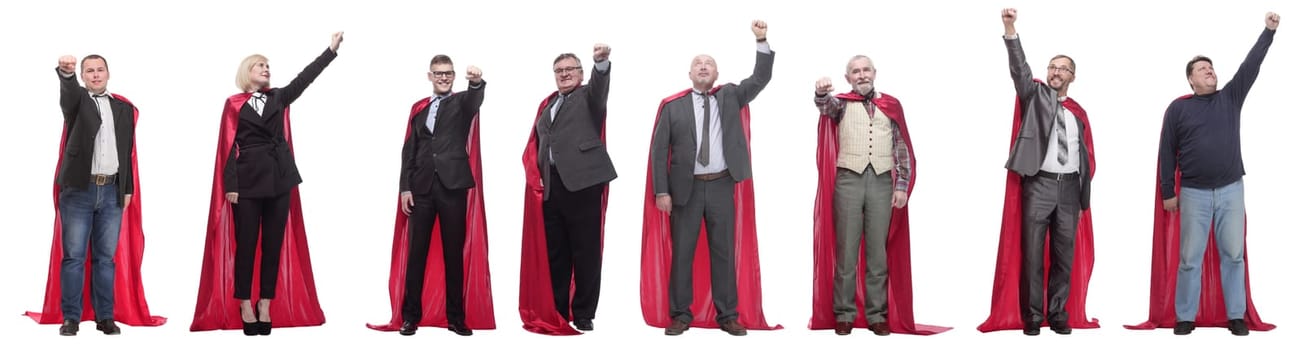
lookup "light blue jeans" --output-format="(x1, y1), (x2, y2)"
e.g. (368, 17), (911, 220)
(59, 182), (122, 322)
(1175, 179), (1246, 321)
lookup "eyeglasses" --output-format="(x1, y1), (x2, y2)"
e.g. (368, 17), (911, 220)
(553, 66), (582, 74)
(431, 70), (455, 78)
(1047, 65), (1074, 74)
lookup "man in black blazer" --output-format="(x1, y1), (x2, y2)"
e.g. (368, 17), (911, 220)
(652, 20), (773, 336)
(533, 43), (614, 331)
(398, 55), (485, 337)
(54, 54), (136, 336)
(1002, 8), (1093, 336)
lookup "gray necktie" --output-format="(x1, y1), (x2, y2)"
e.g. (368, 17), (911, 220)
(697, 92), (711, 166)
(1055, 105), (1068, 165)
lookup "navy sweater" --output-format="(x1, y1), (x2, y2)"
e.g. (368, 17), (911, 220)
(1159, 28), (1275, 199)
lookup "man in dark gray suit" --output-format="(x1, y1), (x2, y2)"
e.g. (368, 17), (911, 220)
(533, 43), (614, 332)
(1001, 8), (1094, 336)
(652, 20), (773, 337)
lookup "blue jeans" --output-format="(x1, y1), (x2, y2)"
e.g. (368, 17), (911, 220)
(58, 182), (122, 321)
(1175, 179), (1246, 321)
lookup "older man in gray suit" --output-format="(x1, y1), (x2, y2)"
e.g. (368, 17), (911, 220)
(651, 20), (773, 337)
(534, 43), (615, 332)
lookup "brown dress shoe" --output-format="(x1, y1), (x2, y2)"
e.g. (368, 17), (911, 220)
(719, 320), (748, 336)
(834, 322), (853, 335)
(664, 319), (690, 336)
(868, 322), (891, 336)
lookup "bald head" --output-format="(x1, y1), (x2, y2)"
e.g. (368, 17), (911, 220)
(844, 55), (877, 96)
(689, 54), (719, 90)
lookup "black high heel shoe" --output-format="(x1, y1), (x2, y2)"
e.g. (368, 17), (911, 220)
(242, 307), (258, 336)
(257, 305), (272, 335)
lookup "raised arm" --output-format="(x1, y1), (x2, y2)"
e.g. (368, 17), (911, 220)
(586, 43), (612, 124)
(56, 55), (83, 121)
(736, 20), (774, 105)
(279, 32), (343, 106)
(813, 77), (845, 120)
(1223, 12), (1279, 105)
(461, 65), (486, 117)
(1002, 8), (1037, 99)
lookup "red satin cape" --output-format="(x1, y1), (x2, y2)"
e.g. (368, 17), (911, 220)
(367, 97), (495, 331)
(806, 92), (948, 334)
(1124, 94), (1273, 331)
(26, 94), (166, 326)
(977, 93), (1100, 332)
(189, 93), (325, 331)
(638, 88), (781, 330)
(518, 90), (609, 335)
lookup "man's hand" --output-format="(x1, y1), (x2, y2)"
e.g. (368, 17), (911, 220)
(226, 192), (239, 204)
(401, 191), (414, 215)
(330, 31), (344, 52)
(58, 55), (77, 74)
(815, 77), (835, 96)
(1266, 12), (1281, 30)
(891, 190), (908, 208)
(124, 194), (132, 208)
(1002, 8), (1018, 36)
(656, 194), (673, 213)
(593, 43), (611, 62)
(1163, 197), (1178, 212)
(466, 65), (483, 84)
(752, 20), (768, 40)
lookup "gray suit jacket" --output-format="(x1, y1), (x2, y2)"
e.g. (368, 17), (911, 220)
(1004, 37), (1093, 209)
(535, 62), (616, 200)
(652, 50), (775, 206)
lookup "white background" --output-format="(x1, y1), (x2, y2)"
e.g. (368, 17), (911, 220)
(1, 0), (1297, 349)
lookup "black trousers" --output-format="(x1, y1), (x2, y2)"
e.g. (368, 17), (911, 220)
(1019, 174), (1081, 325)
(233, 192), (291, 299)
(542, 167), (605, 321)
(402, 173), (468, 325)
(668, 176), (738, 323)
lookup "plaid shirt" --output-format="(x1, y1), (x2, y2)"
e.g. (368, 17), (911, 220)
(815, 93), (912, 192)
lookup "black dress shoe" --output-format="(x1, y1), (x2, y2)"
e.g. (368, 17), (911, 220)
(59, 319), (79, 336)
(1228, 319), (1249, 336)
(448, 322), (473, 336)
(399, 321), (417, 336)
(664, 319), (690, 336)
(1023, 323), (1041, 336)
(1174, 321), (1194, 335)
(574, 318), (594, 331)
(1049, 322), (1071, 335)
(96, 319), (121, 335)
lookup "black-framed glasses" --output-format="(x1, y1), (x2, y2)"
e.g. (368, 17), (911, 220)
(431, 70), (455, 78)
(553, 66), (582, 74)
(1047, 65), (1074, 74)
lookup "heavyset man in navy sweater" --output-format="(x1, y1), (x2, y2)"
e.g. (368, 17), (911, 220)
(1158, 11), (1279, 337)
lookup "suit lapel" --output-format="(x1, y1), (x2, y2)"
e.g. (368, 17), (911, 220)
(678, 96), (698, 149)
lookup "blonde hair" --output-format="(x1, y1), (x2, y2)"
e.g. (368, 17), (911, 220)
(235, 54), (269, 92)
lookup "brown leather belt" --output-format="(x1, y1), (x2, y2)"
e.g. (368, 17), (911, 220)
(694, 170), (730, 181)
(92, 174), (118, 186)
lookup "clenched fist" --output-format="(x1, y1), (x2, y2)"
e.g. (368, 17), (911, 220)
(466, 65), (483, 84)
(1002, 8), (1017, 24)
(815, 77), (835, 96)
(1266, 12), (1281, 30)
(752, 20), (768, 39)
(330, 31), (344, 52)
(593, 43), (611, 62)
(58, 55), (77, 74)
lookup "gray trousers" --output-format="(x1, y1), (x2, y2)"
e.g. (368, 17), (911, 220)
(833, 165), (893, 323)
(1019, 174), (1080, 325)
(668, 176), (738, 323)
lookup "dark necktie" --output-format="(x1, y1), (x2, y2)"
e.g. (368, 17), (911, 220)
(427, 95), (444, 132)
(1055, 105), (1068, 165)
(252, 93), (267, 116)
(698, 91), (712, 166)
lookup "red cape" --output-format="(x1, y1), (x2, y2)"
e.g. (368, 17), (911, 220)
(807, 92), (949, 334)
(367, 97), (495, 331)
(26, 94), (166, 326)
(978, 92), (1100, 332)
(1124, 94), (1274, 331)
(639, 88), (781, 330)
(189, 93), (325, 331)
(518, 90), (609, 335)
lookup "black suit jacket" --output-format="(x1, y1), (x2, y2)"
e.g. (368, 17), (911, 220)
(1005, 37), (1092, 209)
(224, 48), (336, 198)
(56, 68), (136, 207)
(534, 61), (616, 200)
(400, 81), (486, 195)
(652, 50), (774, 205)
